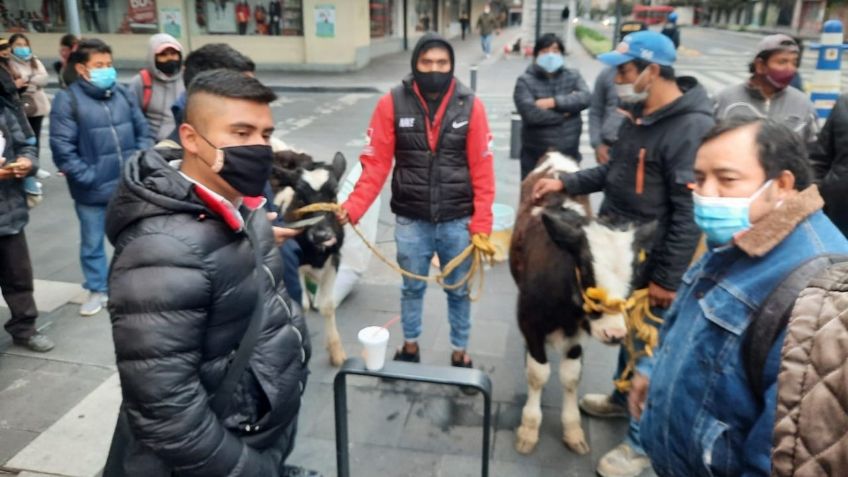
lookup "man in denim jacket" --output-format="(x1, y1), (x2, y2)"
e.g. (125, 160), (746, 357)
(632, 118), (848, 476)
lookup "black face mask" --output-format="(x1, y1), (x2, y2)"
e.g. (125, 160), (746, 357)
(156, 59), (181, 76)
(197, 132), (273, 197)
(414, 71), (452, 95)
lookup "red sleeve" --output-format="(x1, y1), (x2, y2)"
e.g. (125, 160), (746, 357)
(342, 93), (395, 225)
(467, 97), (495, 235)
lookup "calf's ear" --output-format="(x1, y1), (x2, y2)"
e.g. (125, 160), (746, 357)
(541, 208), (586, 256)
(331, 152), (346, 181)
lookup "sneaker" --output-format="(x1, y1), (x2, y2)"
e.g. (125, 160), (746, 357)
(579, 393), (629, 418)
(281, 465), (323, 477)
(13, 333), (55, 353)
(80, 292), (107, 316)
(596, 443), (652, 477)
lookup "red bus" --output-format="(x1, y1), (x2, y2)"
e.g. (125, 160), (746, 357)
(632, 5), (674, 25)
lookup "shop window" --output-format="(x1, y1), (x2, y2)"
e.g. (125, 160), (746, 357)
(193, 0), (302, 36)
(0, 0), (157, 34)
(370, 0), (393, 38)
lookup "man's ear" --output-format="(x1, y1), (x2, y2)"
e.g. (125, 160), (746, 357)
(74, 62), (87, 78)
(753, 57), (766, 75)
(774, 170), (797, 198)
(179, 123), (198, 157)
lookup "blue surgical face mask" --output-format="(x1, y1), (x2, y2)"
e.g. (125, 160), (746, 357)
(537, 52), (564, 73)
(12, 46), (31, 60)
(88, 66), (117, 90)
(693, 180), (774, 245)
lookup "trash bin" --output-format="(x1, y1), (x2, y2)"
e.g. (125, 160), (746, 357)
(490, 203), (515, 262)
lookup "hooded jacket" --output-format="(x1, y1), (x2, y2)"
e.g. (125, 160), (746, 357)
(49, 78), (151, 206)
(561, 77), (715, 291)
(714, 81), (818, 144)
(342, 34), (495, 234)
(810, 93), (848, 236)
(0, 105), (38, 237)
(104, 149), (310, 476)
(513, 62), (591, 162)
(128, 33), (185, 142)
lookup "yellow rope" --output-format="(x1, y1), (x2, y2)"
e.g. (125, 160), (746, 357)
(575, 269), (664, 393)
(292, 203), (496, 301)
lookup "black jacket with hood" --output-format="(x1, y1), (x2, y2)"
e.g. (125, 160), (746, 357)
(561, 77), (715, 291)
(104, 149), (310, 476)
(513, 62), (591, 162)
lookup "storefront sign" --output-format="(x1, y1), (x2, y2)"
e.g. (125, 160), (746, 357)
(128, 0), (157, 24)
(315, 4), (336, 38)
(160, 7), (182, 38)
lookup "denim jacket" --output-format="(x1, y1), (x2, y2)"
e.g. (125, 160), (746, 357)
(639, 187), (848, 477)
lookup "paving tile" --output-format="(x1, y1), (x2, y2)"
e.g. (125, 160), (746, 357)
(0, 428), (38, 464)
(347, 442), (443, 477)
(285, 436), (337, 477)
(438, 454), (541, 477)
(0, 279), (85, 314)
(398, 393), (495, 456)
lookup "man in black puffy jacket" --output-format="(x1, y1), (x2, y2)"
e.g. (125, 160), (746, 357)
(810, 92), (848, 237)
(103, 70), (312, 476)
(513, 33), (590, 179)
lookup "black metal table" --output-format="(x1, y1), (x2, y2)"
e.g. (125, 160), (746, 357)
(333, 357), (493, 477)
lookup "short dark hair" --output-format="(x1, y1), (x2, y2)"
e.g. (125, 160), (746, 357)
(59, 33), (79, 49)
(185, 69), (277, 124)
(183, 43), (256, 88)
(72, 38), (111, 64)
(702, 117), (811, 190)
(632, 58), (675, 81)
(534, 33), (564, 57)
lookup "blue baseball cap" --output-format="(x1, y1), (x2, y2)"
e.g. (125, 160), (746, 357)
(598, 31), (677, 67)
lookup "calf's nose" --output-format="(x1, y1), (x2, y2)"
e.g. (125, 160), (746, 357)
(603, 327), (627, 343)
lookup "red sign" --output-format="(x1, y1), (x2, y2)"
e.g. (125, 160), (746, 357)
(128, 0), (157, 24)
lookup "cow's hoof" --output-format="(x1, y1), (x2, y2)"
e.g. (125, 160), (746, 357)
(514, 425), (539, 454)
(327, 342), (347, 367)
(562, 428), (590, 455)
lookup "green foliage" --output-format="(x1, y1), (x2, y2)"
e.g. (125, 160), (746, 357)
(575, 25), (613, 56)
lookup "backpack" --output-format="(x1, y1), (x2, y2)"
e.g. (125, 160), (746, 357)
(139, 69), (153, 112)
(741, 254), (848, 398)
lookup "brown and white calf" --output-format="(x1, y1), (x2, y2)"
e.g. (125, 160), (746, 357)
(270, 149), (348, 366)
(509, 152), (656, 455)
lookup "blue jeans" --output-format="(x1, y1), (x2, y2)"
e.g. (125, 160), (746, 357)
(281, 239), (303, 305)
(481, 34), (493, 55)
(394, 215), (472, 350)
(74, 203), (108, 293)
(610, 306), (666, 456)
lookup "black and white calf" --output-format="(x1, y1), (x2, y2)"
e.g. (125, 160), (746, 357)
(270, 149), (348, 366)
(509, 152), (656, 455)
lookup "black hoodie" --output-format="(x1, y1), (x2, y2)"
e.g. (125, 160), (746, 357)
(410, 33), (455, 119)
(104, 150), (310, 476)
(561, 77), (716, 291)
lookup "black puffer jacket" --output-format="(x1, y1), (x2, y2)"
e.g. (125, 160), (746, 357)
(513, 63), (591, 161)
(0, 107), (38, 237)
(810, 93), (848, 236)
(105, 150), (310, 476)
(561, 77), (715, 291)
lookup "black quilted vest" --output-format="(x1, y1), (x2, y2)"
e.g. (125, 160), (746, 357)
(390, 76), (475, 223)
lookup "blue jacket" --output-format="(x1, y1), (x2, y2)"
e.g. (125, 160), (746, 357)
(639, 192), (848, 477)
(49, 79), (151, 206)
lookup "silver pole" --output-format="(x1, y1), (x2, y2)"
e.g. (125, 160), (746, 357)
(64, 0), (81, 37)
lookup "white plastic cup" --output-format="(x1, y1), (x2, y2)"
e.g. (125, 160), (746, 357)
(358, 326), (390, 371)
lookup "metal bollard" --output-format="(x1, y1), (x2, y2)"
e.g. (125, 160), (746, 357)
(810, 20), (845, 120)
(470, 66), (478, 92)
(510, 113), (522, 160)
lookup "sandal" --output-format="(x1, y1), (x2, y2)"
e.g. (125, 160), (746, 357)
(393, 345), (420, 363)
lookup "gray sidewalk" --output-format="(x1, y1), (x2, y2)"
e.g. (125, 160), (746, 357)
(0, 27), (645, 477)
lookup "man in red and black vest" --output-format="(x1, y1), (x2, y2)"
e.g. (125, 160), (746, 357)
(339, 33), (495, 369)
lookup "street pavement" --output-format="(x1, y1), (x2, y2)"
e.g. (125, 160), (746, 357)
(0, 24), (829, 477)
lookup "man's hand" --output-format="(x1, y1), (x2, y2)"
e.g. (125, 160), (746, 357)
(627, 373), (650, 421)
(535, 97), (556, 110)
(266, 212), (303, 246)
(648, 281), (676, 308)
(532, 178), (564, 202)
(595, 144), (610, 165)
(0, 157), (32, 180)
(336, 206), (350, 226)
(14, 77), (27, 89)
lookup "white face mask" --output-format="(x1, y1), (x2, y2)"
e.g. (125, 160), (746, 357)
(615, 68), (650, 104)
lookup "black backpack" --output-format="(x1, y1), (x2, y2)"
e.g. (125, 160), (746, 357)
(741, 254), (848, 398)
